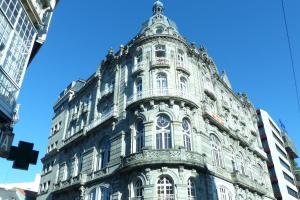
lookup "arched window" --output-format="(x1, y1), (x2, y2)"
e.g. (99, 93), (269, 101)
(245, 157), (252, 178)
(236, 152), (245, 175)
(210, 135), (223, 167)
(187, 178), (196, 200)
(157, 177), (174, 200)
(180, 77), (187, 95)
(89, 187), (110, 200)
(136, 119), (144, 152)
(156, 73), (168, 95)
(156, 114), (172, 149)
(97, 139), (110, 170)
(182, 118), (191, 151)
(219, 186), (232, 200)
(134, 179), (144, 198)
(155, 44), (166, 58)
(136, 79), (143, 97)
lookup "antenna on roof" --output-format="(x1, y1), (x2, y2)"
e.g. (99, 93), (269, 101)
(278, 119), (287, 132)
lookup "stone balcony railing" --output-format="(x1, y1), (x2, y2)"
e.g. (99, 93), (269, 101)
(63, 128), (85, 146)
(100, 86), (114, 98)
(53, 173), (87, 192)
(132, 62), (146, 75)
(157, 194), (175, 200)
(176, 62), (190, 75)
(122, 149), (205, 170)
(85, 106), (118, 133)
(87, 167), (109, 182)
(126, 89), (198, 108)
(151, 58), (170, 68)
(231, 172), (267, 195)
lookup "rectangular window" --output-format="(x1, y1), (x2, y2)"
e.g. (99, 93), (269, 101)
(272, 131), (284, 146)
(279, 157), (291, 172)
(155, 44), (166, 58)
(283, 171), (295, 185)
(269, 119), (281, 134)
(276, 144), (288, 159)
(287, 186), (299, 198)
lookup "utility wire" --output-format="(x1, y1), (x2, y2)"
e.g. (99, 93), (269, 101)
(280, 0), (300, 112)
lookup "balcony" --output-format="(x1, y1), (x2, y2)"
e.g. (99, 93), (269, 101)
(63, 128), (85, 147)
(87, 167), (110, 182)
(122, 149), (205, 171)
(100, 86), (114, 99)
(202, 110), (230, 133)
(231, 172), (267, 195)
(176, 62), (190, 75)
(282, 134), (298, 159)
(126, 89), (198, 109)
(157, 195), (175, 200)
(151, 58), (170, 68)
(53, 173), (87, 193)
(85, 106), (118, 133)
(132, 62), (146, 76)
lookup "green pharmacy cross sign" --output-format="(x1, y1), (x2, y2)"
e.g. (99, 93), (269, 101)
(7, 141), (39, 170)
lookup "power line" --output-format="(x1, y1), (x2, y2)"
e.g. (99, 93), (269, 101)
(280, 0), (300, 112)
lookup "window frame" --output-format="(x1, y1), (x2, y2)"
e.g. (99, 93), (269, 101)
(156, 114), (172, 149)
(182, 118), (192, 151)
(155, 44), (166, 58)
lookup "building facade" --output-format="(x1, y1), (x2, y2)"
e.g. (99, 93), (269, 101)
(0, 0), (58, 158)
(257, 109), (299, 199)
(38, 2), (275, 200)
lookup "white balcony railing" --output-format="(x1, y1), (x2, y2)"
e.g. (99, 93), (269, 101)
(127, 89), (197, 107)
(151, 58), (170, 67)
(157, 195), (175, 200)
(132, 62), (145, 74)
(176, 62), (190, 74)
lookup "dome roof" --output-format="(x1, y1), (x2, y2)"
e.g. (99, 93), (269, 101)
(153, 0), (163, 7)
(139, 1), (181, 37)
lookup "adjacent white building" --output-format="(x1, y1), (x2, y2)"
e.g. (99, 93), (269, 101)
(0, 0), (58, 158)
(257, 109), (299, 200)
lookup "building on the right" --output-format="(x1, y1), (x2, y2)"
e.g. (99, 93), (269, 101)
(257, 109), (299, 200)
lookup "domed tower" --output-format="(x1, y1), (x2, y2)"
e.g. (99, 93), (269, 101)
(38, 2), (275, 200)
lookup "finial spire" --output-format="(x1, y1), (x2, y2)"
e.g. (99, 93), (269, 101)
(153, 0), (164, 15)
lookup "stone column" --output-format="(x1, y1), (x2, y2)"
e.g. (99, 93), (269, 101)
(143, 184), (155, 200)
(176, 184), (187, 200)
(172, 120), (183, 149)
(144, 122), (154, 150)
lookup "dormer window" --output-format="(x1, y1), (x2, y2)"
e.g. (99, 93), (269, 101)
(177, 49), (184, 63)
(136, 49), (143, 63)
(155, 44), (166, 58)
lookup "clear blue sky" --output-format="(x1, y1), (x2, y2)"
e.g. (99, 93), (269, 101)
(1, 0), (300, 183)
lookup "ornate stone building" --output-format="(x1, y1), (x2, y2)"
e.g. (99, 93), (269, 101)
(38, 1), (275, 200)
